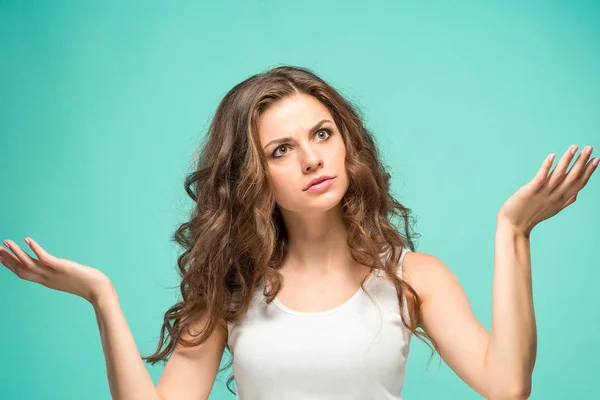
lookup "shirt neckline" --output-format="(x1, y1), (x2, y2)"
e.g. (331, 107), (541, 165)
(272, 268), (378, 317)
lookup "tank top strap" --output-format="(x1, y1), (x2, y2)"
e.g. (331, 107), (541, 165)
(399, 247), (411, 275)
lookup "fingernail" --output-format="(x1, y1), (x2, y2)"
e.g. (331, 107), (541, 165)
(593, 158), (599, 167)
(24, 238), (30, 245)
(571, 145), (578, 154)
(3, 241), (10, 249)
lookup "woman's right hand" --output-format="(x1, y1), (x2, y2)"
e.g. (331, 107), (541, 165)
(0, 237), (113, 305)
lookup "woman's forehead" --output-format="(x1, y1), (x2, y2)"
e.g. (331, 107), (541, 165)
(258, 95), (332, 140)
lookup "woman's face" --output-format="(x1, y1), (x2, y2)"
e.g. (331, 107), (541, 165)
(258, 93), (349, 214)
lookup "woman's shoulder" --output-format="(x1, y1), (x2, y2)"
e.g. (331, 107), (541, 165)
(401, 250), (456, 303)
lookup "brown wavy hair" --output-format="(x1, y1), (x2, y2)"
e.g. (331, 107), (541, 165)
(142, 65), (439, 395)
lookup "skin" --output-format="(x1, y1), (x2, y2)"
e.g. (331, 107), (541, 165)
(1, 92), (597, 399)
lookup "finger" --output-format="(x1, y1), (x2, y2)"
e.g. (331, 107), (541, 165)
(551, 146), (593, 195)
(3, 240), (47, 277)
(530, 153), (556, 191)
(578, 157), (600, 190)
(546, 145), (579, 191)
(25, 237), (60, 267)
(0, 245), (21, 266)
(0, 255), (16, 274)
(1, 243), (43, 282)
(555, 157), (598, 205)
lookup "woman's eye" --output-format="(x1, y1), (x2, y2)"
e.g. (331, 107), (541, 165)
(275, 145), (288, 155)
(271, 129), (332, 158)
(316, 129), (330, 140)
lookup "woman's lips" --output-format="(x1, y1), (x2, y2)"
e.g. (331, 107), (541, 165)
(305, 177), (335, 192)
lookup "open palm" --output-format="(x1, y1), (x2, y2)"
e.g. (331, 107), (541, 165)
(0, 238), (111, 304)
(498, 144), (598, 236)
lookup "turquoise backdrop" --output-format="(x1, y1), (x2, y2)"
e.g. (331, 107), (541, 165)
(1, 1), (599, 399)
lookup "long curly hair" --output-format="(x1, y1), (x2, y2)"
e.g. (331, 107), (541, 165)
(142, 65), (439, 395)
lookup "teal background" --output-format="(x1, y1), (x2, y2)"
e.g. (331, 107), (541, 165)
(1, 1), (599, 398)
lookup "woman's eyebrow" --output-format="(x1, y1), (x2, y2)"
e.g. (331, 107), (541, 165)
(263, 119), (332, 150)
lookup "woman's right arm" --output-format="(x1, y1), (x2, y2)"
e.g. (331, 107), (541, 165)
(92, 284), (228, 400)
(1, 238), (227, 400)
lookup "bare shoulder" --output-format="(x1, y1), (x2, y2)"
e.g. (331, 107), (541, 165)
(401, 251), (458, 323)
(402, 250), (455, 299)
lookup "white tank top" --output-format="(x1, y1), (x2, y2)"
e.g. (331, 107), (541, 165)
(227, 247), (412, 400)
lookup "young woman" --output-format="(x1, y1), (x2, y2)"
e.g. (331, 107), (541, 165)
(1, 66), (597, 400)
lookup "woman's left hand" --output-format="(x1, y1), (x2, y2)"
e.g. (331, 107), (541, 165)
(498, 144), (598, 237)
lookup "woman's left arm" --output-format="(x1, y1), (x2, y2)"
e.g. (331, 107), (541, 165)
(486, 144), (598, 397)
(409, 145), (598, 399)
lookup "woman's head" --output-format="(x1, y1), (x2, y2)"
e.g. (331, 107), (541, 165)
(202, 65), (380, 216)
(142, 65), (435, 395)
